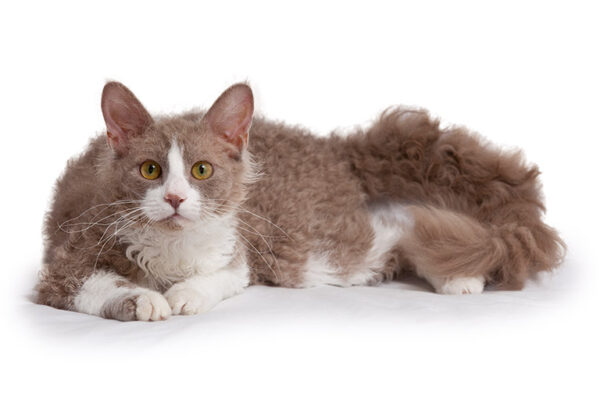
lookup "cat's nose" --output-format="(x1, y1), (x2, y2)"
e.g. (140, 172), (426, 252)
(164, 193), (185, 209)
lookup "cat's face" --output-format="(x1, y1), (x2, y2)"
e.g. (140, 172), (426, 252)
(100, 82), (254, 229)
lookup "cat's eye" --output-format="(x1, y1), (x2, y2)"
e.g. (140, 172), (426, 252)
(139, 160), (162, 180)
(191, 161), (214, 180)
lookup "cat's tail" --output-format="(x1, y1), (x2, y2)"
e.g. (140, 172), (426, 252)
(400, 205), (565, 290)
(343, 107), (566, 289)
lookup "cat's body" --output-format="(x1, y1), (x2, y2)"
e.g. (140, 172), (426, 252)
(37, 82), (565, 321)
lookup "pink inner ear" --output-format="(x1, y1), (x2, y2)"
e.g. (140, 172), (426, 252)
(101, 82), (153, 154)
(223, 103), (252, 146)
(205, 84), (254, 151)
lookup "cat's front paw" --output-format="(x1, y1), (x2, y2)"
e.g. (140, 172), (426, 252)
(102, 289), (171, 321)
(135, 290), (172, 321)
(164, 286), (216, 315)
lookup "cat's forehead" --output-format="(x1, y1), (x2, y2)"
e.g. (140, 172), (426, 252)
(131, 113), (226, 160)
(152, 114), (205, 145)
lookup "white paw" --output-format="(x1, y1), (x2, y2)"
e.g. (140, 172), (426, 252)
(437, 276), (485, 295)
(164, 286), (216, 315)
(135, 290), (172, 321)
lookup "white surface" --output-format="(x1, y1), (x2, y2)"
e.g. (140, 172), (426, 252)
(11, 260), (596, 401)
(2, 1), (599, 401)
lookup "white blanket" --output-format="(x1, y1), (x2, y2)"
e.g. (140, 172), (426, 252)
(7, 254), (595, 402)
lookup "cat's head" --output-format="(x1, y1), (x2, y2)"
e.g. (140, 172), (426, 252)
(99, 81), (255, 229)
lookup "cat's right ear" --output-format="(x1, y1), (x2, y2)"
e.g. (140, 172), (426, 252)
(101, 82), (153, 155)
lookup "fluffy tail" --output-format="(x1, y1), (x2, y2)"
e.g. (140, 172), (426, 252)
(401, 206), (565, 289)
(343, 108), (565, 289)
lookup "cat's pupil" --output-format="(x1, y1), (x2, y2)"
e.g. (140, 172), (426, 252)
(148, 165), (155, 174)
(197, 165), (205, 174)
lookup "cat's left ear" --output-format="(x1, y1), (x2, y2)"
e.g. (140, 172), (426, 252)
(101, 81), (153, 155)
(203, 83), (254, 156)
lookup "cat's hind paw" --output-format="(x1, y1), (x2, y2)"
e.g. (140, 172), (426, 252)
(436, 276), (485, 295)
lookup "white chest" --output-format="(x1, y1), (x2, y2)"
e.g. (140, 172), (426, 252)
(120, 216), (238, 289)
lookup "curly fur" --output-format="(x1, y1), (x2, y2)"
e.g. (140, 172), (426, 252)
(244, 108), (564, 290)
(37, 82), (565, 321)
(342, 109), (566, 289)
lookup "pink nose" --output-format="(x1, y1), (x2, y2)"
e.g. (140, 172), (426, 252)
(164, 193), (185, 209)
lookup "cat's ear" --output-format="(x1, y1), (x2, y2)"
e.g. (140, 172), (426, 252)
(203, 83), (254, 156)
(101, 81), (153, 155)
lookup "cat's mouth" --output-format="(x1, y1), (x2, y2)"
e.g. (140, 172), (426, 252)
(161, 212), (190, 223)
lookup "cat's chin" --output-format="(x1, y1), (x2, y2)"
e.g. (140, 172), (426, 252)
(157, 214), (192, 230)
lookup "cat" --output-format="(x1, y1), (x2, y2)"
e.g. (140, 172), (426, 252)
(37, 81), (565, 321)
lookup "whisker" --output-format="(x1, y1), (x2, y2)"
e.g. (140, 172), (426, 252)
(237, 232), (280, 282)
(58, 206), (146, 233)
(202, 199), (290, 238)
(56, 200), (140, 226)
(93, 212), (146, 269)
(97, 209), (146, 245)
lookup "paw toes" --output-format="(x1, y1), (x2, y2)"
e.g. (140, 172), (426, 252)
(169, 299), (186, 315)
(135, 291), (172, 321)
(438, 276), (485, 295)
(165, 288), (211, 316)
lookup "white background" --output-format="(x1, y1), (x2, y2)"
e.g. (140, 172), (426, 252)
(1, 1), (598, 401)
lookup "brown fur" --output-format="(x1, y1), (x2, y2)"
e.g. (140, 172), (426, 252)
(38, 88), (251, 310)
(100, 294), (138, 321)
(343, 109), (565, 288)
(245, 108), (564, 289)
(38, 82), (565, 316)
(242, 117), (374, 287)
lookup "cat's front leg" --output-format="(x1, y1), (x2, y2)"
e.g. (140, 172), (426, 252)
(164, 263), (249, 315)
(74, 271), (172, 321)
(38, 264), (171, 321)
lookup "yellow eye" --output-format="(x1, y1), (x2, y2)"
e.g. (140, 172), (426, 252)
(139, 160), (162, 180)
(191, 161), (213, 180)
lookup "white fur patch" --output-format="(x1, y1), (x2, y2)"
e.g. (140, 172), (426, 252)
(302, 203), (413, 287)
(134, 290), (172, 321)
(363, 202), (413, 272)
(429, 275), (485, 295)
(73, 271), (171, 320)
(302, 253), (347, 287)
(141, 141), (201, 222)
(164, 262), (249, 315)
(120, 212), (239, 289)
(74, 271), (129, 316)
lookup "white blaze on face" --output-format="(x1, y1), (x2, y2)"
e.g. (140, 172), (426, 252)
(165, 142), (190, 199)
(142, 140), (201, 222)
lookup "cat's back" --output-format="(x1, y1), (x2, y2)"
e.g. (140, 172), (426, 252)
(247, 116), (358, 204)
(248, 116), (331, 166)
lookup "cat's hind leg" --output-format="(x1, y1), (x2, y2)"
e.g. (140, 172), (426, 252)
(366, 203), (486, 294)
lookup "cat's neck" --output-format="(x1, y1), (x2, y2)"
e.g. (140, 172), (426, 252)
(120, 212), (239, 290)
